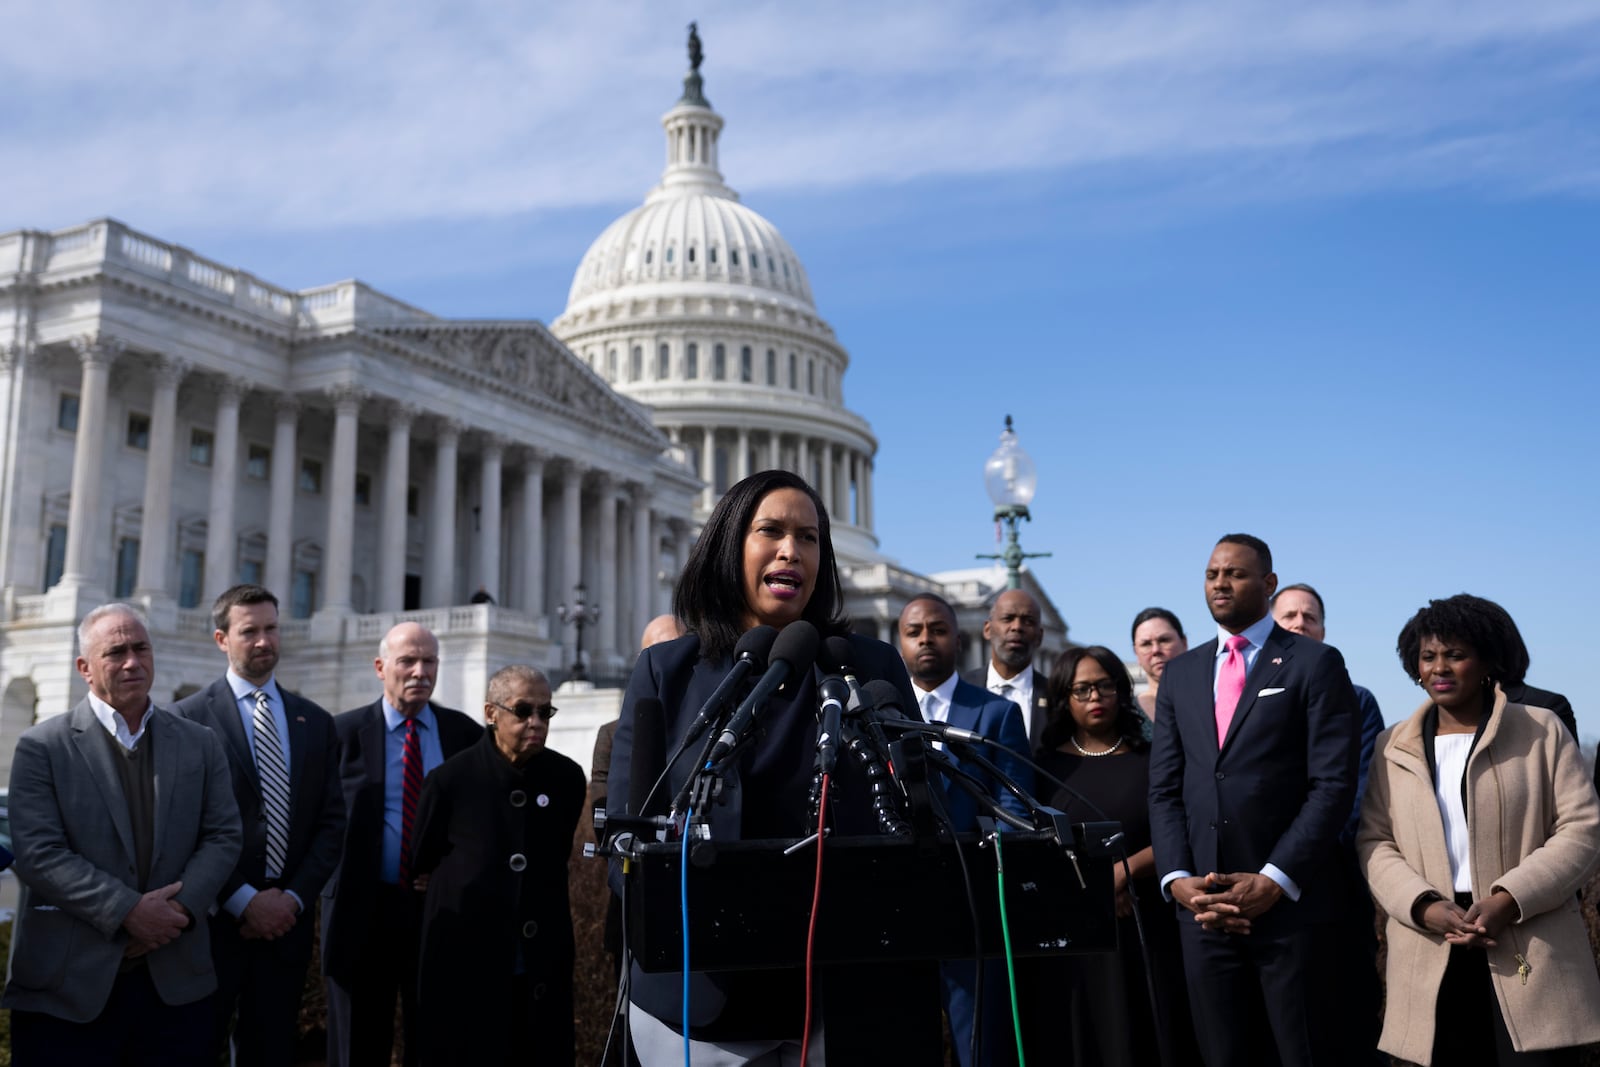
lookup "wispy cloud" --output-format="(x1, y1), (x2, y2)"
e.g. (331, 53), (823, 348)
(4, 0), (1598, 233)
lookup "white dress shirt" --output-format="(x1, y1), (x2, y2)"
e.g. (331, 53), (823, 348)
(87, 691), (154, 750)
(984, 662), (1036, 738)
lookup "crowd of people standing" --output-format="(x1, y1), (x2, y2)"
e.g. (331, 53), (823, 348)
(2, 467), (1598, 1066)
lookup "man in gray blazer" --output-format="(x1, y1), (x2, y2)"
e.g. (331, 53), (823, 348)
(3, 603), (241, 1066)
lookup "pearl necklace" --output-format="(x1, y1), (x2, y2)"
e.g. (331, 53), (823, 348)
(1070, 735), (1124, 758)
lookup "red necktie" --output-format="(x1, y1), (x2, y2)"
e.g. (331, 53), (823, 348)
(398, 718), (422, 885)
(1214, 634), (1250, 746)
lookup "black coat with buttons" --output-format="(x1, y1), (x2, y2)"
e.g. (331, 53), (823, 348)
(412, 732), (587, 1066)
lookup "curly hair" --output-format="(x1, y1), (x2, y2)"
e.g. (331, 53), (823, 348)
(1395, 594), (1518, 686)
(672, 469), (848, 661)
(1041, 645), (1149, 753)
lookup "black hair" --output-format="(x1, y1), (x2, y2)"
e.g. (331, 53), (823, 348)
(1273, 582), (1325, 618)
(211, 583), (280, 634)
(1216, 532), (1273, 574)
(1130, 606), (1186, 646)
(1041, 645), (1148, 753)
(671, 469), (848, 661)
(900, 592), (958, 630)
(1395, 594), (1518, 686)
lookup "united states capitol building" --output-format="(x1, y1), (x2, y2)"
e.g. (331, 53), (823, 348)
(0, 43), (1066, 771)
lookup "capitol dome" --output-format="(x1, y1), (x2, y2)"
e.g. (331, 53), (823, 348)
(552, 39), (883, 564)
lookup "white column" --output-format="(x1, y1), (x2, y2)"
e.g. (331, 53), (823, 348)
(560, 461), (586, 665)
(134, 356), (187, 598)
(820, 442), (834, 516)
(862, 456), (874, 529)
(698, 427), (715, 510)
(673, 519), (690, 582)
(60, 336), (121, 588)
(650, 514), (669, 615)
(797, 436), (811, 489)
(321, 385), (362, 613)
(631, 484), (652, 647)
(736, 427), (750, 483)
(264, 397), (298, 598)
(202, 378), (246, 599)
(425, 421), (460, 607)
(519, 450), (546, 616)
(377, 405), (414, 612)
(847, 452), (860, 527)
(768, 431), (781, 472)
(834, 448), (848, 518)
(595, 472), (618, 661)
(478, 438), (503, 601)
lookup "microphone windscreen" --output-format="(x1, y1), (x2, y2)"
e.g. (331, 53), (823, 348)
(734, 624), (780, 668)
(822, 635), (857, 675)
(628, 697), (667, 817)
(769, 620), (821, 673)
(861, 679), (910, 717)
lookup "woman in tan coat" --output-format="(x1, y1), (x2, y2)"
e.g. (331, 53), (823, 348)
(1358, 595), (1600, 1066)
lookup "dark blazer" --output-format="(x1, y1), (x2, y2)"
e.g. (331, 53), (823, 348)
(962, 665), (1050, 749)
(607, 629), (941, 1058)
(1148, 623), (1359, 930)
(413, 735), (587, 1066)
(937, 677), (1034, 831)
(173, 678), (345, 910)
(320, 699), (481, 983)
(2, 703), (242, 1022)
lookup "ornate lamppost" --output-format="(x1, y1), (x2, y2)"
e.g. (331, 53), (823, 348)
(975, 415), (1050, 589)
(557, 583), (602, 682)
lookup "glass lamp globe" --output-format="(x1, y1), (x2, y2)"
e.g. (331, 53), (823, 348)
(983, 416), (1037, 509)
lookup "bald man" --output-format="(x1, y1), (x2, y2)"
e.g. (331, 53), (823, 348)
(963, 589), (1051, 746)
(322, 623), (482, 1067)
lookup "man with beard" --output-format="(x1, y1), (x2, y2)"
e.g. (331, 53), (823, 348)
(901, 592), (1032, 1066)
(174, 585), (345, 1067)
(1148, 534), (1360, 1067)
(412, 665), (586, 1066)
(963, 589), (1050, 747)
(322, 622), (482, 1067)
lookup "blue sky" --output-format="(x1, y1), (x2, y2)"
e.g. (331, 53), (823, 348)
(5, 2), (1598, 741)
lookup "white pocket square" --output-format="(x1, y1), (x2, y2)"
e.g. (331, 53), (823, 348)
(1258, 687), (1286, 697)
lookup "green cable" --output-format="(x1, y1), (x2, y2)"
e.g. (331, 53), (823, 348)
(991, 832), (1026, 1067)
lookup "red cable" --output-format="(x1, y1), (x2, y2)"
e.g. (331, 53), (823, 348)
(800, 773), (830, 1065)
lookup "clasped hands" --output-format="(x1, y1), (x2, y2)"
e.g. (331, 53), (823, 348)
(1172, 872), (1284, 934)
(238, 887), (301, 941)
(1418, 890), (1517, 948)
(122, 880), (191, 958)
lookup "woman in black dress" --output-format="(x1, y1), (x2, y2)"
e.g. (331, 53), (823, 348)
(1023, 644), (1196, 1067)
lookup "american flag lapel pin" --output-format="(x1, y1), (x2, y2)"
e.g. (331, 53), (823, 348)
(1271, 658), (1283, 666)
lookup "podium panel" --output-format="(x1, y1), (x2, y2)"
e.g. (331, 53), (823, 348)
(626, 828), (1117, 973)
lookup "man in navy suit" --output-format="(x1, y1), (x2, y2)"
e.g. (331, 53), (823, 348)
(899, 592), (1033, 1067)
(961, 589), (1051, 749)
(174, 584), (345, 1067)
(321, 621), (482, 1067)
(1148, 534), (1359, 1067)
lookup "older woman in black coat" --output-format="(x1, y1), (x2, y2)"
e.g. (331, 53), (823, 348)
(412, 665), (586, 1067)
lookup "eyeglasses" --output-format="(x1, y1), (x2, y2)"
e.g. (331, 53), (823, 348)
(1068, 681), (1119, 701)
(489, 700), (557, 721)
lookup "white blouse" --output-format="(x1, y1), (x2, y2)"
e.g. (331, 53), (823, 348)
(1433, 733), (1475, 893)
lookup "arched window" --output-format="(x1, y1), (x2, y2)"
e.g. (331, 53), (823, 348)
(630, 345), (642, 381)
(731, 249), (740, 267)
(766, 349), (777, 384)
(788, 353), (798, 390)
(687, 246), (696, 264)
(712, 344), (726, 381)
(666, 246), (675, 264)
(686, 343), (698, 379)
(606, 348), (617, 380)
(657, 343), (670, 379)
(645, 249), (654, 265)
(709, 246), (718, 264)
(740, 346), (753, 383)
(807, 360), (815, 394)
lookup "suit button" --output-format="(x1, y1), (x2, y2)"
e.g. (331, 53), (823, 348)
(522, 920), (538, 938)
(1215, 772), (1225, 780)
(509, 790), (528, 808)
(532, 982), (548, 1001)
(508, 853), (527, 872)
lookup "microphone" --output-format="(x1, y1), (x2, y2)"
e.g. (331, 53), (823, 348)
(821, 635), (865, 711)
(874, 716), (986, 746)
(628, 697), (668, 818)
(860, 679), (915, 721)
(816, 675), (849, 775)
(678, 625), (778, 749)
(707, 621), (821, 766)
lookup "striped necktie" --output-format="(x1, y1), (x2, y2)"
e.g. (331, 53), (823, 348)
(398, 719), (422, 886)
(251, 689), (291, 878)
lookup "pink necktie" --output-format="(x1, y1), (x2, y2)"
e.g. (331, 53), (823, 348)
(1214, 634), (1250, 746)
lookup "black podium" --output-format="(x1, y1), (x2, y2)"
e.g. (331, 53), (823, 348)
(625, 826), (1118, 973)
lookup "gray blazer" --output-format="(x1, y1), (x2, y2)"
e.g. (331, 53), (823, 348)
(2, 700), (242, 1022)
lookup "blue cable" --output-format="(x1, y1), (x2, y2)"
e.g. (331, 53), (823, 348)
(682, 800), (693, 1067)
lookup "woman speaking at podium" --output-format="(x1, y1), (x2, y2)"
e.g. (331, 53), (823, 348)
(607, 469), (939, 1065)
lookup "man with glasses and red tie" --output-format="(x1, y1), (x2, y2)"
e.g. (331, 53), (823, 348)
(322, 622), (481, 1067)
(1148, 534), (1360, 1067)
(411, 665), (586, 1067)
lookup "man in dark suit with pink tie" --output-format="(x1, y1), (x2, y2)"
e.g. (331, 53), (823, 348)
(1148, 534), (1359, 1067)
